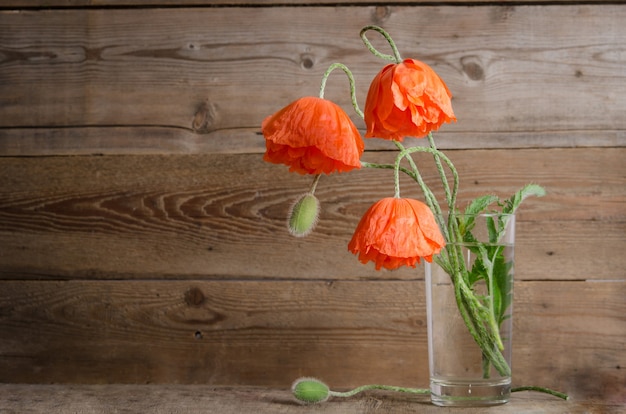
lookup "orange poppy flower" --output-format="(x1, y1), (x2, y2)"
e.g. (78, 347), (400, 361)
(262, 97), (364, 175)
(364, 59), (456, 141)
(348, 197), (445, 270)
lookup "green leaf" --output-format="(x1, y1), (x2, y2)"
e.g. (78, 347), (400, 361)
(486, 215), (498, 244)
(465, 194), (500, 216)
(492, 252), (513, 326)
(468, 251), (487, 286)
(460, 195), (499, 242)
(502, 184), (546, 215)
(469, 244), (513, 339)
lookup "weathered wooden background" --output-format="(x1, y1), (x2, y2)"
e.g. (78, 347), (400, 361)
(0, 0), (624, 407)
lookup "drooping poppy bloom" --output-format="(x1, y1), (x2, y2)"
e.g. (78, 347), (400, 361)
(348, 197), (445, 270)
(364, 59), (456, 141)
(262, 97), (364, 175)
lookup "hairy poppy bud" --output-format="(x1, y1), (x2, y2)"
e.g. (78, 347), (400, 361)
(291, 377), (330, 404)
(288, 193), (320, 237)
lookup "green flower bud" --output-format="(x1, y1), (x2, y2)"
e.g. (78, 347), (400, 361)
(291, 377), (330, 404)
(287, 193), (320, 237)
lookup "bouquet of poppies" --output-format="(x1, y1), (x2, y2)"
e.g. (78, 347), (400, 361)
(261, 26), (556, 404)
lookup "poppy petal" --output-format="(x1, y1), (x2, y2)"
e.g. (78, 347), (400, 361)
(262, 97), (364, 175)
(364, 59), (456, 141)
(348, 197), (445, 271)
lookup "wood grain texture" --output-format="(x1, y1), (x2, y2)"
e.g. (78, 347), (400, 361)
(0, 280), (624, 403)
(2, 385), (622, 414)
(0, 0), (624, 399)
(1, 1), (617, 7)
(1, 5), (625, 155)
(0, 385), (622, 414)
(0, 127), (624, 157)
(0, 149), (623, 281)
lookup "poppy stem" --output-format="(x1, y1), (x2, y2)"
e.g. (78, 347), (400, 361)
(291, 377), (568, 404)
(319, 63), (364, 118)
(426, 132), (461, 248)
(427, 133), (454, 209)
(392, 141), (439, 204)
(360, 25), (403, 64)
(511, 386), (569, 400)
(329, 384), (430, 398)
(392, 146), (402, 198)
(308, 174), (321, 194)
(392, 142), (460, 243)
(361, 161), (414, 179)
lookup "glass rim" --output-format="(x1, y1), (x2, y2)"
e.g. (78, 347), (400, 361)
(441, 212), (515, 218)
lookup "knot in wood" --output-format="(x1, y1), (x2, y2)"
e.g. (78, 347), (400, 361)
(460, 56), (485, 82)
(185, 287), (206, 307)
(372, 6), (392, 24)
(192, 101), (218, 133)
(300, 54), (315, 70)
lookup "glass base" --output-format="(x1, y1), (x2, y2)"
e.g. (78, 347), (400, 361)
(430, 378), (511, 407)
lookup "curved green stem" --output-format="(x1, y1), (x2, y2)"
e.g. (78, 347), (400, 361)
(360, 25), (402, 64)
(426, 133), (462, 266)
(328, 384), (567, 400)
(396, 144), (441, 225)
(291, 377), (568, 404)
(319, 62), (364, 118)
(330, 384), (429, 398)
(427, 133), (454, 210)
(391, 141), (459, 241)
(511, 386), (569, 400)
(361, 160), (415, 180)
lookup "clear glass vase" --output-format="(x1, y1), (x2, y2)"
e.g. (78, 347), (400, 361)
(425, 213), (515, 406)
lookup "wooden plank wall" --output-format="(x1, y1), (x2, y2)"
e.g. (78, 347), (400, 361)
(0, 0), (624, 405)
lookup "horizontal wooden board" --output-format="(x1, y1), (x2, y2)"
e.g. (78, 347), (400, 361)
(0, 1), (623, 404)
(1, 385), (623, 414)
(1, 1), (617, 8)
(0, 148), (623, 281)
(1, 5), (624, 155)
(0, 279), (623, 403)
(0, 127), (624, 157)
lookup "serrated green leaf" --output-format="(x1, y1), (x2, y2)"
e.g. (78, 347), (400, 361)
(503, 184), (546, 215)
(465, 194), (500, 216)
(487, 215), (498, 244)
(460, 195), (500, 242)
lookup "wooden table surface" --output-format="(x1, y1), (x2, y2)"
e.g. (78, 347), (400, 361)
(0, 384), (622, 413)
